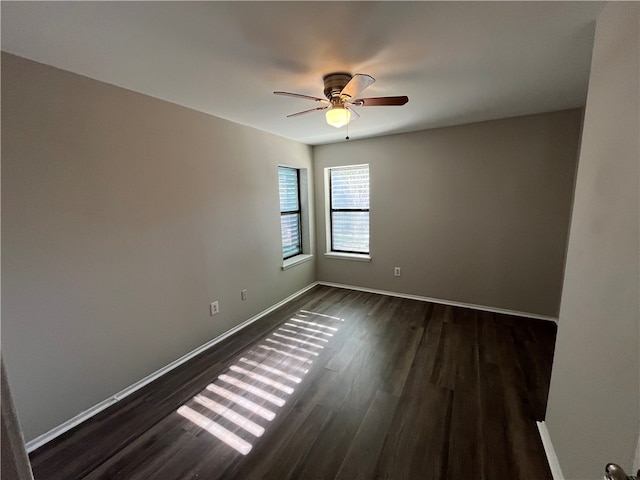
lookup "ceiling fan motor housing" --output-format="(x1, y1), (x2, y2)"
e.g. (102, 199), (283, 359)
(323, 72), (353, 100)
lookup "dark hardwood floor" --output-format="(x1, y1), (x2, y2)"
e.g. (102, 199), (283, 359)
(29, 285), (556, 479)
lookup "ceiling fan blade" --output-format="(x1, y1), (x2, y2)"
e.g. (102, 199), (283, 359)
(345, 104), (360, 119)
(352, 96), (409, 106)
(274, 91), (329, 103)
(286, 106), (329, 118)
(339, 74), (375, 100)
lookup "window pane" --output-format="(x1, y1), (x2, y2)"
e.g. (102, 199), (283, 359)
(281, 213), (301, 258)
(279, 167), (299, 213)
(331, 167), (369, 209)
(332, 211), (369, 253)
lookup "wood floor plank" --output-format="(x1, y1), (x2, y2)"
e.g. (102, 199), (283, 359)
(447, 388), (482, 479)
(334, 389), (399, 480)
(430, 321), (457, 390)
(293, 344), (396, 478)
(381, 324), (424, 396)
(502, 386), (554, 480)
(477, 362), (519, 480)
(265, 403), (336, 480)
(446, 312), (482, 479)
(374, 307), (455, 479)
(373, 383), (453, 479)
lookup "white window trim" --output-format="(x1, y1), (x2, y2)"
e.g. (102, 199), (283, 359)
(323, 252), (371, 262)
(282, 254), (314, 270)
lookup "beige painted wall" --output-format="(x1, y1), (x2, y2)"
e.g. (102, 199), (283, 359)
(1, 53), (315, 441)
(314, 110), (582, 317)
(545, 3), (639, 478)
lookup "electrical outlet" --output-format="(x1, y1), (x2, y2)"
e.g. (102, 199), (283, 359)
(210, 301), (219, 316)
(394, 267), (401, 277)
(241, 289), (248, 301)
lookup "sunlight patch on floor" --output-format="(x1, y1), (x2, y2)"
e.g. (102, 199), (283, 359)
(177, 406), (253, 455)
(278, 327), (329, 342)
(218, 374), (286, 407)
(246, 351), (310, 374)
(229, 365), (295, 394)
(194, 395), (265, 437)
(289, 318), (339, 331)
(257, 344), (314, 363)
(238, 357), (302, 383)
(300, 309), (344, 321)
(272, 332), (325, 349)
(283, 322), (334, 336)
(265, 338), (320, 356)
(176, 309), (343, 456)
(205, 384), (276, 421)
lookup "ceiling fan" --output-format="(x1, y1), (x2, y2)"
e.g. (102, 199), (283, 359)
(274, 72), (408, 128)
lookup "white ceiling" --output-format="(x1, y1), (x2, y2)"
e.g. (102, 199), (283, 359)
(1, 1), (604, 145)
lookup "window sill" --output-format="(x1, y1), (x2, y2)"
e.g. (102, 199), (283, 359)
(282, 254), (314, 271)
(324, 252), (372, 262)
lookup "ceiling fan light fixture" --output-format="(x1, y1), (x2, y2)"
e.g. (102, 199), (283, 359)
(325, 106), (351, 128)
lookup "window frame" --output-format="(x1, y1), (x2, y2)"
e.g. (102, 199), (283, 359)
(278, 166), (303, 260)
(326, 164), (371, 258)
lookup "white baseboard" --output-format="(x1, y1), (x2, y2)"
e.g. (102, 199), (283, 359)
(537, 421), (565, 480)
(25, 282), (319, 453)
(318, 282), (559, 323)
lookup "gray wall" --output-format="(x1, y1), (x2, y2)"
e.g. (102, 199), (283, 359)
(545, 3), (639, 479)
(1, 53), (315, 441)
(314, 110), (582, 317)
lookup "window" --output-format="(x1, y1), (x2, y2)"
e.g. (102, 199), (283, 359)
(278, 166), (301, 259)
(328, 165), (370, 254)
(278, 165), (313, 270)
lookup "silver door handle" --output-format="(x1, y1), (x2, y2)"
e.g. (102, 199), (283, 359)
(605, 463), (639, 480)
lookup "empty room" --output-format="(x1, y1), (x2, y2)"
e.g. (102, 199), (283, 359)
(1, 2), (638, 479)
